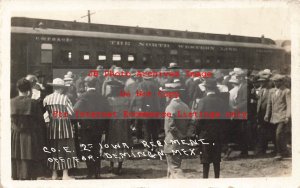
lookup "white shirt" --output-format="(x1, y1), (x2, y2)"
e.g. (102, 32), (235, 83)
(87, 87), (96, 91)
(229, 86), (239, 110)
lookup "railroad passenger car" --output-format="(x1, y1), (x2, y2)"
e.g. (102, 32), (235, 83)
(11, 17), (290, 84)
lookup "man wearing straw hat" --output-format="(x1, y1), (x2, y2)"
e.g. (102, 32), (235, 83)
(163, 81), (193, 178)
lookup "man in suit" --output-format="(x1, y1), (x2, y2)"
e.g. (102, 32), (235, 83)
(163, 81), (193, 178)
(125, 69), (143, 140)
(73, 76), (110, 178)
(194, 78), (227, 178)
(234, 69), (250, 157)
(255, 71), (272, 155)
(264, 74), (291, 160)
(135, 68), (161, 153)
(95, 65), (105, 95)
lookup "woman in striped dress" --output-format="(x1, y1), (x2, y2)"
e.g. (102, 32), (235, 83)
(43, 78), (78, 180)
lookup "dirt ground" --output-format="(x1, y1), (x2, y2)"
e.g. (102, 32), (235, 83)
(39, 149), (291, 179)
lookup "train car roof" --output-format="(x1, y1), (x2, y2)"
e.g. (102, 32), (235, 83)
(11, 17), (282, 50)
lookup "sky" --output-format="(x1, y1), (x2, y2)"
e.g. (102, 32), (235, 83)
(10, 2), (291, 40)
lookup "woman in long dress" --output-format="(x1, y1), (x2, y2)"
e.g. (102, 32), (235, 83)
(11, 78), (45, 180)
(43, 78), (78, 180)
(105, 79), (132, 175)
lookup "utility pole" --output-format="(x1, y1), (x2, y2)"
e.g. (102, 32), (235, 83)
(81, 10), (95, 23)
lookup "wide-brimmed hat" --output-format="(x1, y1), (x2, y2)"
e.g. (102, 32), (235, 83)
(106, 79), (124, 87)
(84, 76), (97, 83)
(235, 70), (246, 77)
(230, 67), (246, 77)
(271, 74), (285, 81)
(257, 74), (270, 82)
(64, 74), (73, 81)
(233, 67), (243, 72)
(203, 78), (218, 89)
(66, 71), (74, 78)
(258, 69), (272, 78)
(113, 67), (123, 74)
(143, 68), (153, 79)
(167, 62), (180, 69)
(161, 82), (185, 92)
(190, 69), (200, 73)
(47, 78), (67, 87)
(229, 76), (240, 84)
(25, 74), (38, 83)
(129, 68), (137, 76)
(213, 70), (223, 80)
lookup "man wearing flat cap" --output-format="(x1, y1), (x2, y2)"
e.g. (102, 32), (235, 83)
(73, 76), (111, 178)
(264, 74), (291, 160)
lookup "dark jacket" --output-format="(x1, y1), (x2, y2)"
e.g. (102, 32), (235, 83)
(195, 93), (227, 141)
(11, 96), (46, 160)
(73, 89), (110, 132)
(135, 79), (160, 112)
(257, 87), (270, 122)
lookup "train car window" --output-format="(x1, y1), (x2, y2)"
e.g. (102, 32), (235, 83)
(60, 50), (72, 62)
(183, 55), (191, 63)
(41, 43), (53, 50)
(112, 54), (121, 61)
(142, 54), (151, 64)
(128, 55), (135, 62)
(206, 57), (213, 64)
(41, 43), (52, 63)
(98, 55), (106, 61)
(195, 58), (201, 64)
(79, 51), (90, 61)
(83, 55), (90, 60)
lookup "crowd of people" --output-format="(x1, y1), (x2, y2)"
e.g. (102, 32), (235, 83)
(10, 62), (291, 180)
